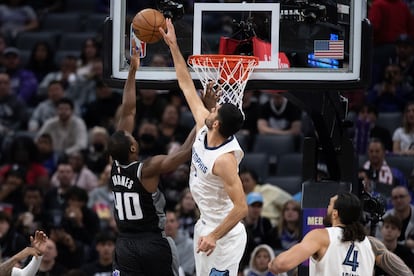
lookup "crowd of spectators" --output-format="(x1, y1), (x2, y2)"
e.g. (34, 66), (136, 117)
(0, 0), (414, 275)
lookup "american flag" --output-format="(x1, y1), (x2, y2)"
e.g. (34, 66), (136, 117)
(314, 40), (344, 59)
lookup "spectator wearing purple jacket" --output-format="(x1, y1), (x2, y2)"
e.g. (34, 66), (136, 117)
(3, 47), (39, 107)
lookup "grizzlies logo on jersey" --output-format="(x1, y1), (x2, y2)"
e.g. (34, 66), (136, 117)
(210, 268), (230, 276)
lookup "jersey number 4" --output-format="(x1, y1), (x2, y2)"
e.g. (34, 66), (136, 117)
(342, 243), (359, 272)
(113, 192), (143, 220)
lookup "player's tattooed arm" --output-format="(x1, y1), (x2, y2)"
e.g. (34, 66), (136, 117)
(368, 236), (413, 276)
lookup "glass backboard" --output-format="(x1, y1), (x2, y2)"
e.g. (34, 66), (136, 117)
(103, 0), (371, 90)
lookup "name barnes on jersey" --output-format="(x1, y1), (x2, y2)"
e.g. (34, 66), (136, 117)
(112, 174), (134, 189)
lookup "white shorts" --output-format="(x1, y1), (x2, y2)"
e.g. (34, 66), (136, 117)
(193, 219), (247, 276)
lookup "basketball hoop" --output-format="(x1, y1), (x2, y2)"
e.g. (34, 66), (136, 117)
(188, 54), (259, 112)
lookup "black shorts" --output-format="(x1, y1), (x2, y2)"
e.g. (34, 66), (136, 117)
(113, 232), (175, 276)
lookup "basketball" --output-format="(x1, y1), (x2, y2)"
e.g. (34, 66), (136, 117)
(132, 8), (166, 44)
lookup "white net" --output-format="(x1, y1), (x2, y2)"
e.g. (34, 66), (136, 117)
(188, 55), (259, 112)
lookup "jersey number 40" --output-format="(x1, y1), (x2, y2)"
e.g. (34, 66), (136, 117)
(113, 192), (143, 220)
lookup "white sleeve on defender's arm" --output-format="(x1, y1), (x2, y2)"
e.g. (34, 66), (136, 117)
(11, 256), (43, 276)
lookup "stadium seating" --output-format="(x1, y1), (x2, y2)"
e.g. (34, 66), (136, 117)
(276, 153), (303, 176)
(386, 155), (414, 179)
(235, 132), (248, 152)
(240, 153), (269, 182)
(253, 134), (296, 164)
(41, 13), (83, 32)
(64, 0), (97, 13)
(54, 50), (81, 65)
(265, 176), (303, 195)
(84, 13), (108, 32)
(376, 112), (402, 135)
(179, 110), (195, 130)
(58, 32), (98, 51)
(15, 31), (59, 51)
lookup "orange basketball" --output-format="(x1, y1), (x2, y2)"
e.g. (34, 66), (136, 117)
(132, 8), (166, 44)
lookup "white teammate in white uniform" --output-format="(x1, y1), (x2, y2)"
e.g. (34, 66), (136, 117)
(268, 192), (413, 276)
(309, 226), (375, 275)
(161, 18), (248, 276)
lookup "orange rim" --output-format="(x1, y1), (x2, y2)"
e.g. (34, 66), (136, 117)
(188, 54), (259, 68)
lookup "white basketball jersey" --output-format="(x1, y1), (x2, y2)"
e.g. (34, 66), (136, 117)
(309, 227), (375, 276)
(189, 126), (243, 225)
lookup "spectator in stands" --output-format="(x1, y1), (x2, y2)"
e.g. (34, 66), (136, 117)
(243, 244), (286, 276)
(158, 103), (190, 146)
(66, 151), (98, 192)
(2, 47), (39, 107)
(81, 79), (122, 131)
(68, 59), (104, 110)
(275, 199), (301, 251)
(0, 0), (39, 39)
(368, 0), (413, 85)
(0, 33), (8, 69)
(77, 37), (101, 80)
(48, 225), (85, 270)
(168, 89), (189, 115)
(28, 80), (65, 132)
(240, 90), (260, 151)
(84, 126), (110, 176)
(353, 104), (393, 154)
(35, 133), (59, 176)
(165, 210), (195, 276)
(132, 89), (167, 127)
(87, 164), (116, 231)
(367, 63), (410, 112)
(362, 138), (408, 188)
(240, 192), (276, 271)
(240, 168), (292, 227)
(375, 215), (414, 274)
(162, 163), (190, 210)
(39, 54), (79, 97)
(26, 41), (57, 84)
(36, 97), (88, 156)
(60, 186), (100, 250)
(369, 0), (413, 46)
(257, 92), (302, 137)
(0, 72), (28, 139)
(0, 135), (49, 188)
(382, 186), (414, 251)
(136, 118), (166, 160)
(0, 165), (26, 217)
(175, 188), (199, 239)
(50, 151), (98, 192)
(392, 34), (414, 99)
(147, 52), (170, 67)
(37, 238), (67, 275)
(43, 162), (76, 226)
(393, 102), (414, 155)
(0, 210), (27, 260)
(15, 186), (47, 239)
(81, 231), (116, 275)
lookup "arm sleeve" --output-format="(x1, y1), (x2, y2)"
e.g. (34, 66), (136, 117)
(11, 256), (43, 276)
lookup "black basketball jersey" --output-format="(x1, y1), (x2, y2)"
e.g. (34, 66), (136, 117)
(110, 161), (165, 233)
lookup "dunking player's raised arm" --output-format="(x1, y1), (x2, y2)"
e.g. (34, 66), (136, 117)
(160, 18), (209, 130)
(117, 40), (140, 133)
(368, 236), (413, 276)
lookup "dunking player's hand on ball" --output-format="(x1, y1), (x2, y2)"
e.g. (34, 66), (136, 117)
(130, 39), (140, 71)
